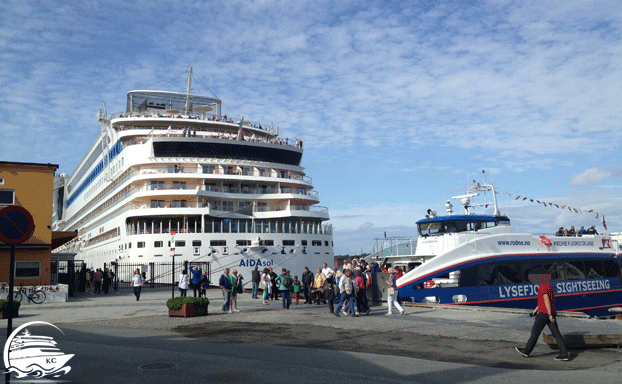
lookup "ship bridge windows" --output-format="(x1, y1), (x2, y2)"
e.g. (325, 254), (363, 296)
(418, 219), (500, 236)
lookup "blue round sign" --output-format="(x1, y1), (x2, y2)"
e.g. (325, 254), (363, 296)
(0, 206), (35, 244)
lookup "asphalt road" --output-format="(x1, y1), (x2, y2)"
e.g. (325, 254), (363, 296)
(2, 288), (622, 383)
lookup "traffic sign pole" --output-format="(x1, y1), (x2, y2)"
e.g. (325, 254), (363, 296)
(6, 243), (15, 384)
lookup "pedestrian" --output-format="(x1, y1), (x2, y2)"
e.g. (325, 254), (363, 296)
(326, 283), (336, 314)
(301, 267), (314, 304)
(335, 269), (356, 316)
(261, 267), (271, 305)
(190, 264), (203, 297)
(385, 268), (404, 316)
(251, 266), (261, 299)
(94, 268), (103, 294)
(103, 269), (111, 294)
(178, 269), (189, 297)
(132, 268), (144, 301)
(275, 268), (292, 309)
(313, 268), (326, 305)
(515, 267), (569, 361)
(230, 269), (242, 313)
(200, 271), (209, 298)
(292, 275), (301, 305)
(269, 268), (278, 300)
(355, 269), (370, 314)
(219, 268), (232, 313)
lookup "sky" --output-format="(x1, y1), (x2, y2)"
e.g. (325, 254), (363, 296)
(1, 0), (621, 255)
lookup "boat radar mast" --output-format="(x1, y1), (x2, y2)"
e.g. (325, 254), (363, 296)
(185, 67), (193, 115)
(451, 177), (500, 216)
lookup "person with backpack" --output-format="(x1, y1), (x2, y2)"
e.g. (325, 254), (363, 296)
(275, 268), (292, 309)
(355, 269), (370, 314)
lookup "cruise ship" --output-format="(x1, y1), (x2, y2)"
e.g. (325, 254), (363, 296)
(52, 68), (334, 283)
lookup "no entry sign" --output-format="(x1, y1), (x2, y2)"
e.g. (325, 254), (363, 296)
(0, 205), (35, 244)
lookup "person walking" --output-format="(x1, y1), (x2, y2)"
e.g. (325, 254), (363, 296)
(261, 267), (271, 305)
(230, 269), (242, 313)
(301, 267), (314, 304)
(200, 270), (209, 298)
(219, 268), (232, 313)
(275, 268), (292, 309)
(515, 267), (569, 361)
(334, 269), (356, 316)
(386, 268), (404, 316)
(94, 268), (103, 294)
(132, 268), (144, 301)
(251, 266), (261, 299)
(355, 269), (370, 315)
(292, 275), (301, 305)
(178, 269), (189, 297)
(269, 268), (278, 300)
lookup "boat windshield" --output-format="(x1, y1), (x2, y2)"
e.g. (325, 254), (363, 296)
(418, 220), (499, 236)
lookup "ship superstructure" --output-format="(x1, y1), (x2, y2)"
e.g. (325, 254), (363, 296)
(53, 68), (333, 282)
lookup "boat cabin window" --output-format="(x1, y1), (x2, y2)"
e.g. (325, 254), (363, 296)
(418, 220), (499, 236)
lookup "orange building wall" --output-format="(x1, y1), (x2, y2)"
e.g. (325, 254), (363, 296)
(0, 162), (57, 286)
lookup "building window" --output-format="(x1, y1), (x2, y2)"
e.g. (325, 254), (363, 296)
(173, 181), (186, 190)
(0, 189), (15, 205)
(15, 261), (41, 279)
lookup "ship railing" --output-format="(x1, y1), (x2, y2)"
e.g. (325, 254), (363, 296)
(111, 111), (279, 136)
(370, 237), (418, 258)
(126, 218), (333, 236)
(137, 166), (312, 183)
(126, 182), (318, 199)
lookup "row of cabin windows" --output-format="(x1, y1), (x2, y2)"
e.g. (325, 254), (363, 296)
(458, 259), (621, 287)
(136, 239), (331, 248)
(418, 220), (501, 236)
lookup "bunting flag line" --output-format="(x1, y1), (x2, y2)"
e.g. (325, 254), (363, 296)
(496, 189), (606, 228)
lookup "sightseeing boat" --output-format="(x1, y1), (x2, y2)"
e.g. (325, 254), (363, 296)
(52, 68), (333, 283)
(396, 179), (622, 318)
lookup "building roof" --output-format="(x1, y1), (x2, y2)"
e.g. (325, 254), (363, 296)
(0, 161), (59, 169)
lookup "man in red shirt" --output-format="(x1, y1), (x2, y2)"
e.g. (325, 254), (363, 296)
(515, 267), (569, 361)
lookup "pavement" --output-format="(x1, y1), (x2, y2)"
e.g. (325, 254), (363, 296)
(2, 287), (622, 383)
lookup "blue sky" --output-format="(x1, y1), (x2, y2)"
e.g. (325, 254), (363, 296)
(1, 0), (621, 255)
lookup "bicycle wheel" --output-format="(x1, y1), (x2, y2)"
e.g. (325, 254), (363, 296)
(13, 291), (22, 303)
(30, 290), (46, 304)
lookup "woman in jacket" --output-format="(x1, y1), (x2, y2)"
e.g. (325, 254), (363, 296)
(334, 269), (357, 316)
(386, 268), (405, 315)
(178, 269), (189, 297)
(355, 269), (370, 315)
(261, 267), (272, 305)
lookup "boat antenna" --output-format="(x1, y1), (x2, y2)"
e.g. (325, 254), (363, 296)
(184, 67), (193, 115)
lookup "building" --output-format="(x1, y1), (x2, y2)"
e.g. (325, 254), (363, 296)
(0, 161), (75, 286)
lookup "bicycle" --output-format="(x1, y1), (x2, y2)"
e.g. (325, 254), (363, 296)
(13, 285), (46, 304)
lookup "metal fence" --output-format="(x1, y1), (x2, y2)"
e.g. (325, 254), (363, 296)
(103, 261), (211, 290)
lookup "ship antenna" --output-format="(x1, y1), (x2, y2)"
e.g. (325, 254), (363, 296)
(185, 67), (193, 115)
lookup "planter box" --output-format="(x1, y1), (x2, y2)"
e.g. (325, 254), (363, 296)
(0, 308), (19, 319)
(168, 303), (208, 318)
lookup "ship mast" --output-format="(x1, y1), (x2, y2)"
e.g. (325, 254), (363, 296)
(184, 67), (193, 115)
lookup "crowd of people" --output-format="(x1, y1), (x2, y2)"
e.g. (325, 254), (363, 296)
(555, 225), (599, 237)
(217, 258), (407, 317)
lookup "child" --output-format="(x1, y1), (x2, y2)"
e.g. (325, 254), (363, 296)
(326, 283), (336, 314)
(293, 275), (301, 305)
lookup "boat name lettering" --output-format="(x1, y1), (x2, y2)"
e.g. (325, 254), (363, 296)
(497, 240), (531, 246)
(498, 284), (538, 298)
(238, 259), (273, 267)
(552, 240), (594, 247)
(556, 279), (610, 294)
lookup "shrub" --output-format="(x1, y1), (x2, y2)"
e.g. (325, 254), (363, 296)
(166, 297), (209, 310)
(0, 299), (21, 311)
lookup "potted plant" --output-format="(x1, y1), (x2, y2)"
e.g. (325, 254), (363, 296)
(0, 299), (21, 319)
(167, 297), (209, 318)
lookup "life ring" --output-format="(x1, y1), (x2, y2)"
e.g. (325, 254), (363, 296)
(539, 235), (552, 247)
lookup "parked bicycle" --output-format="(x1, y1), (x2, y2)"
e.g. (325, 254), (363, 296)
(13, 285), (46, 304)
